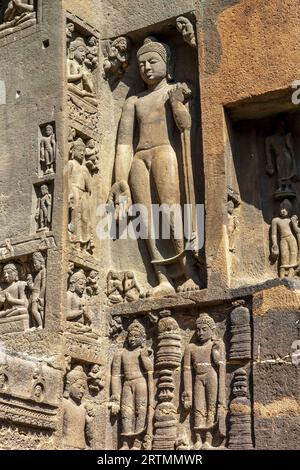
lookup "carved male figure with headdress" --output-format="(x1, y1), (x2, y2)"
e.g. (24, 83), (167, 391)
(182, 313), (226, 449)
(110, 320), (153, 450)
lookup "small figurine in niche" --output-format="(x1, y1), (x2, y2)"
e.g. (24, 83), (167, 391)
(265, 115), (298, 199)
(109, 315), (123, 338)
(27, 251), (46, 329)
(103, 36), (131, 77)
(68, 137), (93, 253)
(110, 320), (153, 450)
(66, 269), (97, 339)
(182, 313), (226, 450)
(88, 364), (105, 394)
(1, 0), (36, 30)
(67, 36), (98, 106)
(107, 271), (123, 304)
(85, 36), (98, 68)
(271, 199), (299, 278)
(66, 22), (75, 46)
(35, 184), (52, 232)
(86, 270), (99, 297)
(63, 365), (93, 450)
(85, 138), (99, 173)
(176, 16), (197, 48)
(0, 262), (28, 320)
(40, 124), (56, 175)
(124, 271), (140, 302)
(227, 199), (239, 253)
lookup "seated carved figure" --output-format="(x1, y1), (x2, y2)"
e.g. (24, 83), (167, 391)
(67, 37), (98, 106)
(66, 269), (97, 339)
(1, 1), (36, 30)
(0, 263), (28, 320)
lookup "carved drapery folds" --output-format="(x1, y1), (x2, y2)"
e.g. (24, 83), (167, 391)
(228, 369), (253, 450)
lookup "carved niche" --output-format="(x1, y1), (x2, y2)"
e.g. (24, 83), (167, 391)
(34, 182), (53, 232)
(39, 123), (57, 176)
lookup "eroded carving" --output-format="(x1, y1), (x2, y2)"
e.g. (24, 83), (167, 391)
(110, 320), (153, 450)
(103, 36), (131, 78)
(40, 124), (56, 176)
(106, 270), (141, 305)
(227, 199), (239, 253)
(0, 360), (10, 394)
(63, 365), (93, 450)
(0, 1), (36, 37)
(176, 16), (197, 48)
(265, 116), (298, 199)
(228, 369), (253, 450)
(108, 36), (200, 297)
(182, 314), (226, 450)
(87, 363), (105, 394)
(35, 184), (52, 232)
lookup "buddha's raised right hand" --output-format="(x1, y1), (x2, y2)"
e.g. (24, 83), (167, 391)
(107, 180), (132, 221)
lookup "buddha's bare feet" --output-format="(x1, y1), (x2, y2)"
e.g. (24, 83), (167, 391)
(147, 282), (176, 298)
(177, 278), (200, 293)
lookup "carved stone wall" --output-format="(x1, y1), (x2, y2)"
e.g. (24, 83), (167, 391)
(0, 0), (299, 450)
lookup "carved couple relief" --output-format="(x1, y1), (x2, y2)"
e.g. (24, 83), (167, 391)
(106, 270), (140, 305)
